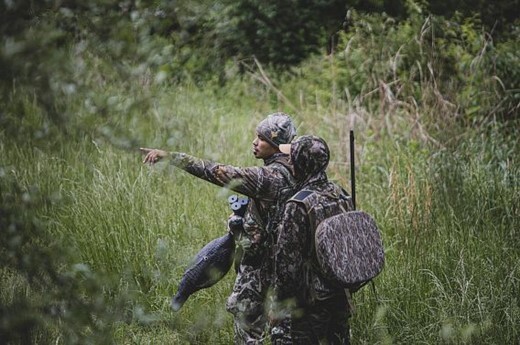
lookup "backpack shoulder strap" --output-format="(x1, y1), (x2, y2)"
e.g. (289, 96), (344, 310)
(288, 189), (318, 228)
(289, 189), (314, 203)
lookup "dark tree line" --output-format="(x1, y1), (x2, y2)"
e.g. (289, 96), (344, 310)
(1, 0), (518, 70)
(0, 0), (518, 121)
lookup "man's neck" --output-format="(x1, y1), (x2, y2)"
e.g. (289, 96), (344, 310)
(263, 152), (286, 165)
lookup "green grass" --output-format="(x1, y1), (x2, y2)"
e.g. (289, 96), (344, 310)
(1, 31), (519, 344)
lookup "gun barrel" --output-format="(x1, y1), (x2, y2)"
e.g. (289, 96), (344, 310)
(350, 130), (356, 210)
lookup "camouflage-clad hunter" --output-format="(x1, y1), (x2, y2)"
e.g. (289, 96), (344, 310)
(270, 135), (354, 345)
(141, 113), (297, 344)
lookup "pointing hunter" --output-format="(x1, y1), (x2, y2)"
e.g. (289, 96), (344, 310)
(141, 113), (297, 344)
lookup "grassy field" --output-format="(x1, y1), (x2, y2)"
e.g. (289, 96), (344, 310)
(1, 19), (519, 344)
(2, 79), (518, 344)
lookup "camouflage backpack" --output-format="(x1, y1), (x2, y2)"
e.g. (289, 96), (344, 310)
(289, 186), (385, 292)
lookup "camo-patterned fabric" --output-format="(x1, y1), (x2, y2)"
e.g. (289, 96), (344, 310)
(315, 211), (384, 287)
(271, 295), (350, 345)
(271, 135), (353, 344)
(169, 115), (297, 344)
(170, 151), (295, 263)
(256, 112), (297, 148)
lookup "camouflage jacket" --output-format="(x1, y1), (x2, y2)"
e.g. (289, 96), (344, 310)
(170, 151), (296, 265)
(273, 180), (352, 314)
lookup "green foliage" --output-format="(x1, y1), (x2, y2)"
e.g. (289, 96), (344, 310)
(215, 0), (347, 67)
(426, 0), (520, 40)
(492, 34), (520, 120)
(1, 1), (519, 343)
(347, 123), (519, 344)
(0, 170), (125, 344)
(271, 9), (518, 131)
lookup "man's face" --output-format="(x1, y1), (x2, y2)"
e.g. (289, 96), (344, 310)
(252, 134), (278, 159)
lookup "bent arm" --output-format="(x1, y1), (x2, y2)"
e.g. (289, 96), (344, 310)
(272, 203), (309, 313)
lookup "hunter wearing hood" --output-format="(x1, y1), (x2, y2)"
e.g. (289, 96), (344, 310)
(270, 135), (354, 344)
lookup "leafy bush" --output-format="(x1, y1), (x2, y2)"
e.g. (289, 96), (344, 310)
(267, 8), (518, 134)
(0, 177), (125, 344)
(1, 1), (518, 343)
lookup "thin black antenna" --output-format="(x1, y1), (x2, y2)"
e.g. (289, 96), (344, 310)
(350, 130), (356, 210)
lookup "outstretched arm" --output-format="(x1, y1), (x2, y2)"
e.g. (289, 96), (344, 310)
(140, 147), (286, 201)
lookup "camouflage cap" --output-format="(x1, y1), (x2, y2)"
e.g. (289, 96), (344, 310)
(256, 112), (297, 148)
(288, 135), (330, 181)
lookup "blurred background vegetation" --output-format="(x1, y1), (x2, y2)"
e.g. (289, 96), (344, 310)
(1, 0), (518, 343)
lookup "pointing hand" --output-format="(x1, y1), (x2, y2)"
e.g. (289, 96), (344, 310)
(140, 148), (168, 164)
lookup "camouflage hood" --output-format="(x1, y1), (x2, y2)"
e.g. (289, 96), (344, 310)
(288, 135), (329, 186)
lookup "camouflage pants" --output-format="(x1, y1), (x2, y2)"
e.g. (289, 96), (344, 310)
(226, 264), (269, 345)
(270, 295), (350, 345)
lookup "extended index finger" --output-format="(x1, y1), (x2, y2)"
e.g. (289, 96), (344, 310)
(139, 148), (152, 155)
